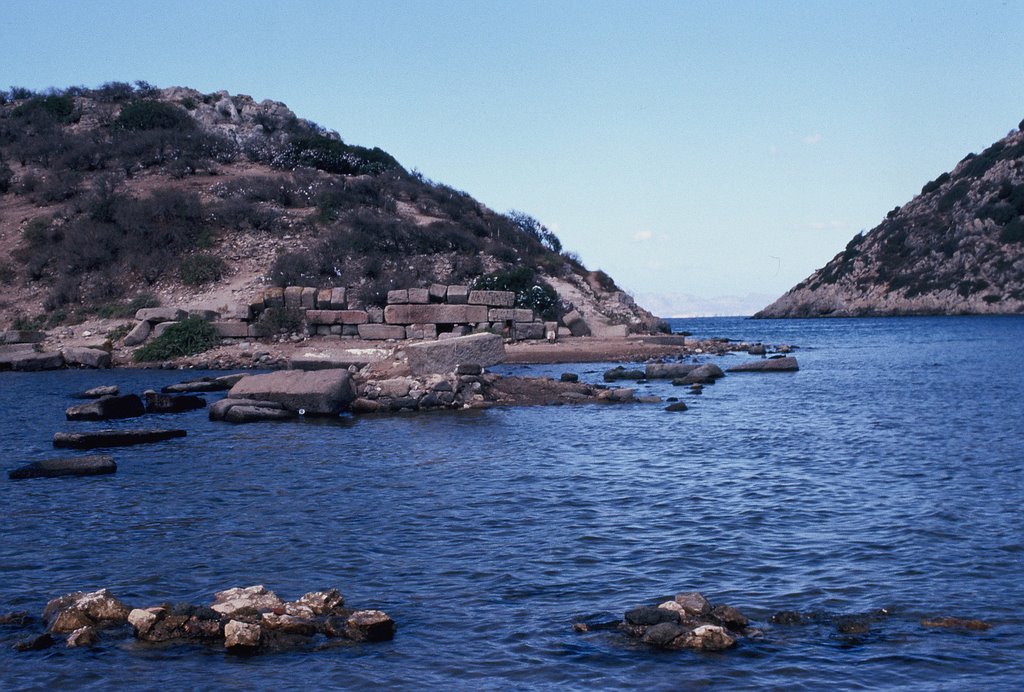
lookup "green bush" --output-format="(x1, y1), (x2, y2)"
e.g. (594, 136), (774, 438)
(271, 251), (318, 287)
(115, 99), (194, 131)
(1000, 218), (1024, 244)
(921, 172), (950, 195)
(12, 94), (75, 122)
(180, 253), (226, 285)
(0, 158), (12, 193)
(254, 307), (305, 337)
(133, 317), (219, 361)
(473, 267), (558, 319)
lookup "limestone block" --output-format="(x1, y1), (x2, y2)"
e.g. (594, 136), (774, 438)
(213, 322), (249, 338)
(123, 321), (151, 346)
(330, 287), (347, 309)
(136, 308), (186, 323)
(488, 308), (517, 322)
(514, 322), (545, 340)
(358, 324), (406, 340)
(228, 370), (356, 414)
(62, 347), (112, 369)
(305, 310), (369, 325)
(514, 309), (534, 322)
(264, 287), (285, 308)
(8, 455), (116, 480)
(469, 290), (515, 307)
(384, 304), (488, 325)
(316, 288), (333, 308)
(428, 283), (447, 302)
(152, 321), (178, 339)
(727, 356), (799, 372)
(407, 288), (430, 304)
(405, 323), (437, 340)
(1, 330), (45, 344)
(446, 285), (469, 304)
(300, 287), (317, 308)
(403, 332), (506, 375)
(284, 286), (304, 308)
(342, 325), (359, 337)
(387, 289), (408, 304)
(366, 306), (384, 323)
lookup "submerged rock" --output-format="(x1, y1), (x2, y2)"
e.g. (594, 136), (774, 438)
(65, 394), (145, 421)
(8, 454), (116, 480)
(727, 356), (799, 372)
(53, 428), (186, 449)
(610, 591), (748, 653)
(143, 391), (206, 414)
(43, 589), (131, 633)
(921, 616), (991, 630)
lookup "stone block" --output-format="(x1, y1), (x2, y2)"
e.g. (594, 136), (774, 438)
(488, 308), (517, 322)
(405, 323), (437, 340)
(407, 288), (430, 304)
(316, 288), (333, 309)
(727, 356), (799, 372)
(329, 325), (342, 335)
(403, 333), (506, 375)
(384, 304), (488, 325)
(284, 286), (304, 308)
(305, 310), (369, 325)
(515, 309), (534, 322)
(300, 287), (317, 308)
(0, 350), (63, 371)
(62, 347), (112, 369)
(428, 284), (447, 302)
(367, 306), (384, 323)
(136, 308), (186, 323)
(232, 303), (253, 321)
(228, 369), (356, 414)
(330, 287), (347, 309)
(387, 289), (408, 304)
(358, 324), (407, 340)
(469, 290), (515, 307)
(1, 330), (45, 344)
(152, 321), (178, 339)
(514, 322), (545, 340)
(9, 455), (116, 480)
(446, 285), (469, 304)
(342, 325), (359, 337)
(212, 322), (250, 339)
(316, 325), (331, 335)
(123, 321), (151, 346)
(264, 287), (285, 308)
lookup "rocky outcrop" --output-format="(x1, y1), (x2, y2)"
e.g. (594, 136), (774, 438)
(757, 123), (1024, 317)
(8, 454), (116, 480)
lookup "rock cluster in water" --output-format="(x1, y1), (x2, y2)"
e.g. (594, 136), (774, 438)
(6, 585), (394, 655)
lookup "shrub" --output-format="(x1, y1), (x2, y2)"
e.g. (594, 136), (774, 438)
(937, 180), (970, 212)
(270, 251), (318, 286)
(115, 99), (194, 131)
(12, 93), (76, 122)
(0, 157), (12, 193)
(253, 307), (305, 337)
(1000, 218), (1024, 244)
(275, 133), (401, 175)
(505, 210), (562, 253)
(133, 317), (219, 361)
(473, 267), (558, 318)
(921, 172), (950, 195)
(180, 253), (226, 285)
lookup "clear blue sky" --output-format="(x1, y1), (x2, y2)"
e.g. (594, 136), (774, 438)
(4, 0), (1024, 314)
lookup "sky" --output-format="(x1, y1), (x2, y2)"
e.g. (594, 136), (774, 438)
(4, 0), (1024, 315)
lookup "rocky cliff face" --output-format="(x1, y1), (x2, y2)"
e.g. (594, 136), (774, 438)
(0, 83), (662, 335)
(756, 123), (1024, 317)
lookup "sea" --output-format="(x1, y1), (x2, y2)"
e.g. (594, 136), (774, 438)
(1, 316), (1022, 690)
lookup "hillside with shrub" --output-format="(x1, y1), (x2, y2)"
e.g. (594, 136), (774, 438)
(0, 82), (662, 335)
(757, 121), (1024, 317)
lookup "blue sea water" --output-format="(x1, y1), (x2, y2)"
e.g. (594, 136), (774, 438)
(0, 316), (1022, 690)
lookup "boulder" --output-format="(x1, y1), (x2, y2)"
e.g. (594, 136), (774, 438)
(921, 616), (991, 630)
(675, 592), (712, 616)
(128, 608), (160, 637)
(162, 377), (234, 393)
(665, 402), (688, 412)
(211, 585), (284, 616)
(344, 610), (396, 642)
(603, 366), (645, 382)
(748, 344), (767, 355)
(53, 428), (187, 449)
(674, 363), (725, 385)
(9, 455), (116, 480)
(0, 348), (65, 371)
(224, 619), (262, 653)
(727, 356), (799, 372)
(74, 385), (119, 399)
(625, 606), (680, 627)
(1, 329), (45, 344)
(66, 625), (99, 648)
(122, 320), (151, 346)
(228, 369), (356, 414)
(676, 624), (735, 650)
(66, 394), (146, 421)
(642, 622), (688, 648)
(14, 633), (55, 651)
(143, 391), (206, 414)
(44, 589), (131, 633)
(225, 405), (298, 423)
(403, 333), (505, 376)
(152, 321), (178, 339)
(62, 347), (111, 369)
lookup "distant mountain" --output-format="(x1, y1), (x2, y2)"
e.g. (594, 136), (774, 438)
(0, 82), (662, 335)
(756, 121), (1024, 318)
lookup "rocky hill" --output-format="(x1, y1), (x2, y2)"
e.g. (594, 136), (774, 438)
(756, 121), (1024, 317)
(0, 82), (663, 337)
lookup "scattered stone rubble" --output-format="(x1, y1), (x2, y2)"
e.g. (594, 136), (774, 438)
(608, 592), (754, 651)
(5, 585), (395, 654)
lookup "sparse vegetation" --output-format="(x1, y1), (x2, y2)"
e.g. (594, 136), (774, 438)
(473, 267), (559, 319)
(180, 254), (226, 285)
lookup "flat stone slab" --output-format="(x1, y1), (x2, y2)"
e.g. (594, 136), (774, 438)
(384, 304), (488, 325)
(228, 369), (355, 414)
(9, 455), (117, 480)
(403, 333), (506, 376)
(727, 356), (799, 372)
(53, 429), (187, 450)
(0, 348), (65, 371)
(289, 347), (389, 371)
